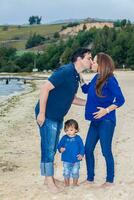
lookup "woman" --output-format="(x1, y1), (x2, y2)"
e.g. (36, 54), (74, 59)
(81, 53), (125, 186)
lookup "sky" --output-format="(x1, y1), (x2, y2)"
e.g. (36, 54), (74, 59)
(0, 0), (134, 25)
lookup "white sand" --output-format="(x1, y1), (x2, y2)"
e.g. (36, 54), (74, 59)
(0, 71), (134, 200)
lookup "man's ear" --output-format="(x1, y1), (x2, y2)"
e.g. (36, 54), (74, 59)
(77, 57), (82, 61)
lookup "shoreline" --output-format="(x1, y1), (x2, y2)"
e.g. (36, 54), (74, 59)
(0, 83), (29, 104)
(0, 81), (36, 117)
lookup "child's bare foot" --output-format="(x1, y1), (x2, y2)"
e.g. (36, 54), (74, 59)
(99, 182), (114, 188)
(64, 178), (70, 187)
(73, 183), (79, 187)
(73, 178), (79, 186)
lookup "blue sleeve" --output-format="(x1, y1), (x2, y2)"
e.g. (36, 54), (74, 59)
(81, 74), (97, 94)
(77, 136), (85, 156)
(108, 76), (125, 107)
(57, 135), (66, 153)
(48, 67), (67, 87)
(81, 83), (90, 94)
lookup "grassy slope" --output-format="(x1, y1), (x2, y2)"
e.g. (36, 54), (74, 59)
(0, 24), (63, 49)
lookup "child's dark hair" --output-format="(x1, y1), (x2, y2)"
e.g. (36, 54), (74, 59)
(64, 119), (79, 132)
(70, 48), (91, 63)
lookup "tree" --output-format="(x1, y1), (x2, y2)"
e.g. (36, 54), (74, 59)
(114, 20), (121, 27)
(60, 47), (73, 64)
(29, 16), (36, 25)
(37, 16), (42, 24)
(25, 33), (45, 49)
(0, 65), (21, 73)
(0, 47), (16, 65)
(2, 25), (9, 31)
(120, 19), (127, 28)
(28, 16), (42, 25)
(15, 53), (35, 71)
(83, 24), (87, 31)
(53, 32), (60, 39)
(126, 36), (134, 66)
(17, 25), (22, 29)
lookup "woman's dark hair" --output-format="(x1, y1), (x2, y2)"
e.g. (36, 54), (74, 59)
(70, 48), (91, 63)
(96, 52), (115, 97)
(64, 119), (79, 132)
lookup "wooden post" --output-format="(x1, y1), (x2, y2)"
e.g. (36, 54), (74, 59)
(6, 79), (9, 84)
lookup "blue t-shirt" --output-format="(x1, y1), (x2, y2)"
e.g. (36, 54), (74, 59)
(81, 74), (125, 124)
(58, 134), (85, 163)
(35, 63), (80, 121)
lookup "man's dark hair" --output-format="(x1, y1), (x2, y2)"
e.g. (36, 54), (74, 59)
(70, 48), (91, 63)
(64, 119), (79, 131)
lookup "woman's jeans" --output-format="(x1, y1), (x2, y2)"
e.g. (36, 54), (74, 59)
(85, 120), (115, 183)
(35, 107), (63, 176)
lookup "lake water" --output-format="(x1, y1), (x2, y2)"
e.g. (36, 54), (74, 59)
(0, 80), (25, 96)
(0, 80), (26, 103)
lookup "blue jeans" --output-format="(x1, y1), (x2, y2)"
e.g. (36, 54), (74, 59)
(63, 162), (80, 179)
(35, 107), (63, 176)
(85, 120), (115, 183)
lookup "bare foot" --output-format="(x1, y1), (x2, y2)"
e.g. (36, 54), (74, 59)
(53, 178), (64, 188)
(80, 180), (95, 186)
(44, 177), (47, 185)
(99, 182), (114, 188)
(64, 184), (70, 187)
(44, 177), (64, 187)
(53, 178), (63, 184)
(72, 184), (79, 187)
(45, 177), (64, 193)
(47, 183), (63, 194)
(64, 178), (70, 187)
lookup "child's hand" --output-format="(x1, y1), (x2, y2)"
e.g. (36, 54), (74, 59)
(60, 147), (66, 153)
(77, 154), (83, 160)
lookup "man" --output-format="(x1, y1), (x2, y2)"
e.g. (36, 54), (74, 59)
(35, 48), (92, 193)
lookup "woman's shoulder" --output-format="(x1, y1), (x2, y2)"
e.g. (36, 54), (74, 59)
(90, 73), (98, 82)
(107, 74), (119, 86)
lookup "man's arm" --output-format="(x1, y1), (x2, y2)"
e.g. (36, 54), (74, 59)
(72, 95), (86, 106)
(37, 80), (54, 127)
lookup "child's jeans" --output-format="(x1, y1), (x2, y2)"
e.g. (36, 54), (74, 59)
(63, 162), (80, 179)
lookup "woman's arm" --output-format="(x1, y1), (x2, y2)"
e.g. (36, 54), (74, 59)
(79, 73), (90, 94)
(93, 76), (125, 119)
(93, 105), (118, 119)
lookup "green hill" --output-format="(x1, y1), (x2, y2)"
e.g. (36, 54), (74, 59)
(0, 24), (63, 50)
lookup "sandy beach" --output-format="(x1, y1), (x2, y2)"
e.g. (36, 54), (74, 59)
(0, 71), (134, 200)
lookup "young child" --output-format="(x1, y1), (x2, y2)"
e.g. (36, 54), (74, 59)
(58, 119), (84, 187)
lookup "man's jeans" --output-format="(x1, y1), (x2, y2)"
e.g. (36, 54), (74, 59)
(35, 107), (63, 176)
(85, 119), (115, 183)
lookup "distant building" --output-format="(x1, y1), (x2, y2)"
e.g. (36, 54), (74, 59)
(32, 68), (38, 72)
